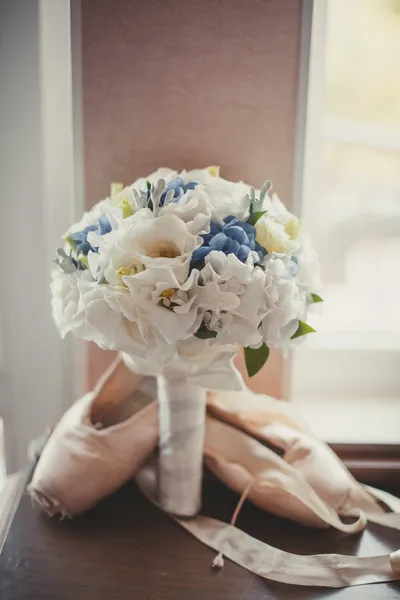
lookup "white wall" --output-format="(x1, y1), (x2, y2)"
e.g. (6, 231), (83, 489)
(0, 0), (81, 471)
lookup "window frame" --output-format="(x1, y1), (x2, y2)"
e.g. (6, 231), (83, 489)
(289, 0), (400, 480)
(0, 0), (85, 472)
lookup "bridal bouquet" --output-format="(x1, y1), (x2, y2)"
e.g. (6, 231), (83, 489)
(51, 166), (321, 515)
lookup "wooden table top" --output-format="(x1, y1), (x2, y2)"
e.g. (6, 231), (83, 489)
(1, 471), (399, 600)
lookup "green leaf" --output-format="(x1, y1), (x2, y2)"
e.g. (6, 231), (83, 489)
(291, 320), (316, 340)
(146, 180), (154, 211)
(194, 323), (218, 339)
(244, 344), (270, 377)
(247, 211), (267, 226)
(311, 293), (323, 303)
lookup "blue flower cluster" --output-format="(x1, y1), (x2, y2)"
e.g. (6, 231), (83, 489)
(69, 215), (111, 256)
(159, 177), (198, 206)
(191, 216), (267, 268)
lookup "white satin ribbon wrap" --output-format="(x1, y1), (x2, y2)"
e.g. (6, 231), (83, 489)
(123, 350), (244, 516)
(157, 376), (206, 516)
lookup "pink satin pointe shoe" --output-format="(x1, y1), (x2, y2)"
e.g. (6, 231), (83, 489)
(29, 357), (158, 517)
(206, 389), (385, 520)
(29, 368), (400, 590)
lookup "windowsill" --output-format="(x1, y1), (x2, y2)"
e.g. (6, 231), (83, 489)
(294, 397), (400, 485)
(295, 397), (400, 444)
(301, 330), (400, 352)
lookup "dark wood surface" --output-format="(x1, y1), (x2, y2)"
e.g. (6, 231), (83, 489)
(332, 444), (400, 486)
(1, 472), (400, 600)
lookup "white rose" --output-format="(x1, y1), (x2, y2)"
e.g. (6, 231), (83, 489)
(255, 216), (294, 254)
(122, 267), (202, 345)
(94, 212), (200, 286)
(262, 193), (303, 240)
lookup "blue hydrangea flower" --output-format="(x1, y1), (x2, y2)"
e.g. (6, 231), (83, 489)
(191, 216), (267, 268)
(69, 215), (111, 256)
(159, 177), (198, 206)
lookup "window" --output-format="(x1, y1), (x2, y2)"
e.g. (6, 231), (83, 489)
(291, 0), (400, 443)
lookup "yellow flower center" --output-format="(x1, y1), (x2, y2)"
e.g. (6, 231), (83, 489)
(117, 265), (140, 278)
(160, 288), (175, 300)
(148, 244), (180, 259)
(120, 199), (133, 218)
(207, 165), (220, 177)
